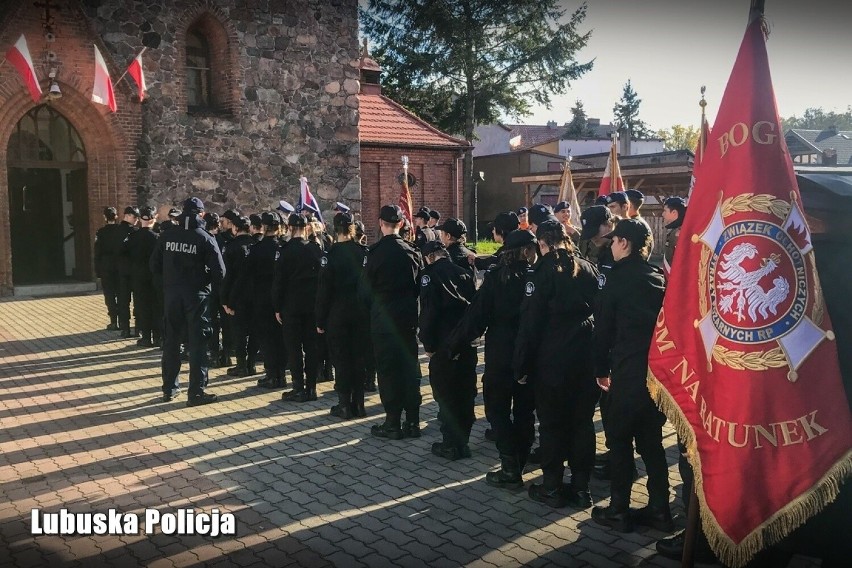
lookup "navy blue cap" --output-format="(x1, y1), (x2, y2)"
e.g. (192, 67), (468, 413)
(580, 205), (613, 240)
(435, 218), (467, 238)
(528, 203), (554, 226)
(379, 204), (404, 223)
(183, 197), (205, 213)
(553, 201), (570, 213)
(421, 241), (446, 256)
(606, 192), (627, 206)
(503, 229), (536, 250)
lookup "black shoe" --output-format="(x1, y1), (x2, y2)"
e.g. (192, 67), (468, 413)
(630, 505), (675, 533)
(655, 531), (717, 563)
(137, 337), (153, 348)
(371, 422), (403, 440)
(106, 322), (118, 331)
(485, 454), (523, 489)
(402, 421), (421, 439)
(162, 389), (182, 402)
(591, 506), (634, 533)
(256, 376), (284, 389)
(246, 366), (258, 376)
(484, 428), (497, 442)
(563, 487), (593, 509)
(330, 404), (353, 420)
(431, 442), (470, 461)
(528, 483), (567, 508)
(186, 393), (218, 407)
(527, 447), (541, 465)
(288, 389), (317, 403)
(282, 388), (304, 401)
(227, 365), (250, 377)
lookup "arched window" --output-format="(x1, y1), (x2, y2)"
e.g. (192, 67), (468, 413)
(186, 29), (212, 110)
(7, 105), (86, 164)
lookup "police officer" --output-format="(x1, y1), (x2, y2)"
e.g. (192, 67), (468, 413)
(360, 204), (423, 440)
(662, 196), (686, 277)
(316, 212), (369, 419)
(222, 216), (257, 377)
(95, 207), (121, 330)
(418, 241), (477, 459)
(117, 207), (140, 337)
(450, 229), (537, 485)
(150, 197), (224, 406)
(413, 209), (436, 249)
(274, 213), (323, 402)
(515, 220), (600, 509)
(591, 219), (672, 533)
(435, 218), (474, 274)
(125, 206), (160, 347)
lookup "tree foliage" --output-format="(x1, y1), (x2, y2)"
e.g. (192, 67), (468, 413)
(782, 106), (852, 131)
(612, 79), (651, 139)
(564, 100), (595, 138)
(656, 124), (700, 151)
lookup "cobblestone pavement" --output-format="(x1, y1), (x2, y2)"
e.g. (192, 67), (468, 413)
(0, 293), (819, 567)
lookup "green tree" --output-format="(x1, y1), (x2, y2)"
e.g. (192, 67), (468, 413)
(612, 79), (651, 139)
(656, 124), (700, 151)
(564, 99), (595, 138)
(361, 0), (593, 218)
(782, 106), (852, 130)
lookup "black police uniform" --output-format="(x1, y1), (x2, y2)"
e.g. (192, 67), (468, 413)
(446, 241), (475, 274)
(449, 254), (535, 484)
(222, 233), (257, 375)
(94, 222), (122, 328)
(592, 255), (669, 525)
(150, 213), (224, 403)
(316, 239), (369, 418)
(359, 233), (423, 435)
(117, 220), (138, 335)
(310, 230), (334, 384)
(124, 225), (160, 345)
(515, 249), (600, 506)
(414, 226), (436, 250)
(213, 230), (234, 366)
(273, 235), (323, 400)
(419, 255), (477, 458)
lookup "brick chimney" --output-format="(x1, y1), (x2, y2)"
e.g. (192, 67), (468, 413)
(822, 148), (838, 166)
(546, 120), (557, 128)
(359, 38), (382, 95)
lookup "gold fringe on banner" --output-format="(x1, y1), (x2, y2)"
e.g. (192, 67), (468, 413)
(647, 372), (852, 568)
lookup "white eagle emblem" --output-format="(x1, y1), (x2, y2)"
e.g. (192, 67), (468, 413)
(421, 275), (430, 287)
(716, 243), (789, 323)
(525, 282), (534, 296)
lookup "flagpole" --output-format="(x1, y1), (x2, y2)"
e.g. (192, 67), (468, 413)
(113, 46), (147, 84)
(699, 86), (707, 165)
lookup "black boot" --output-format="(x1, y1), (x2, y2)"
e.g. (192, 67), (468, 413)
(365, 375), (377, 392)
(591, 504), (634, 532)
(330, 392), (353, 420)
(485, 453), (523, 489)
(106, 316), (118, 331)
(227, 357), (249, 377)
(351, 388), (366, 418)
(136, 330), (153, 348)
(630, 504), (674, 532)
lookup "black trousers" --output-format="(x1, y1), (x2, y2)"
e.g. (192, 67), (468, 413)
(219, 305), (233, 356)
(327, 326), (367, 397)
(282, 311), (318, 390)
(373, 329), (421, 424)
(607, 391), (669, 511)
(534, 375), (598, 491)
(231, 308), (257, 368)
(255, 304), (285, 379)
(484, 363), (535, 457)
(101, 270), (120, 320)
(118, 273), (134, 330)
(599, 390), (612, 450)
(209, 291), (222, 356)
(132, 275), (159, 340)
(162, 291), (212, 396)
(429, 345), (477, 447)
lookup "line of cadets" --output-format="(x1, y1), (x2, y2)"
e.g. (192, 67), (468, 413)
(95, 191), (696, 540)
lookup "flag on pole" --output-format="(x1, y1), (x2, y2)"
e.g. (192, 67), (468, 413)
(298, 176), (323, 223)
(688, 102), (712, 201)
(647, 16), (852, 568)
(399, 156), (414, 228)
(5, 35), (42, 102)
(598, 138), (623, 197)
(557, 158), (582, 229)
(127, 52), (146, 101)
(92, 45), (117, 112)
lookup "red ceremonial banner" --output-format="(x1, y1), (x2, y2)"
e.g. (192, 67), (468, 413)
(647, 17), (852, 568)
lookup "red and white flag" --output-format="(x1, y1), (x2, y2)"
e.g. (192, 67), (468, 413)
(399, 156), (414, 228)
(127, 52), (146, 101)
(647, 16), (852, 567)
(5, 35), (41, 102)
(92, 45), (117, 112)
(597, 139), (623, 197)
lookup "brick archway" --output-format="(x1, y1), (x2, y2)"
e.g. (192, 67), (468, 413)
(0, 83), (131, 294)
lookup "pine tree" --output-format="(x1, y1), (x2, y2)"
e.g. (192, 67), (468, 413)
(612, 79), (651, 139)
(565, 100), (594, 138)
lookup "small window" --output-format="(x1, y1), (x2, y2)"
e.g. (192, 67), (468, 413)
(186, 29), (212, 110)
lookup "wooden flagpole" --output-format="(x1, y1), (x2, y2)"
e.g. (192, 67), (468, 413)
(113, 46), (146, 85)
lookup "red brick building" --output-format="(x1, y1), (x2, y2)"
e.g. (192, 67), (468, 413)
(357, 47), (468, 242)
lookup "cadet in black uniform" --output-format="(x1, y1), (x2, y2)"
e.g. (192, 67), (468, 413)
(469, 211), (519, 271)
(214, 209), (239, 368)
(515, 220), (600, 509)
(428, 209), (440, 229)
(662, 196), (686, 277)
(95, 207), (120, 330)
(316, 212), (369, 419)
(435, 218), (474, 274)
(591, 219), (672, 533)
(125, 206), (160, 347)
(150, 197), (224, 406)
(204, 213), (223, 360)
(418, 241), (477, 459)
(413, 209), (436, 250)
(355, 220), (378, 394)
(249, 214), (264, 243)
(222, 216), (257, 377)
(117, 207), (139, 337)
(274, 213), (323, 402)
(450, 229), (537, 486)
(360, 205), (424, 440)
(241, 212), (288, 389)
(526, 203), (557, 234)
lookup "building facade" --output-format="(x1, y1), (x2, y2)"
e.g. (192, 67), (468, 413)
(0, 0), (360, 294)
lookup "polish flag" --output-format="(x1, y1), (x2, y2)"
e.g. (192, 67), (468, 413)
(127, 52), (146, 101)
(597, 139), (624, 197)
(92, 45), (117, 112)
(298, 176), (324, 223)
(5, 35), (42, 102)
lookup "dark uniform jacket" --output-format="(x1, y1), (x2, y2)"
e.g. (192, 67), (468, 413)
(472, 246), (503, 271)
(514, 251), (599, 384)
(418, 257), (476, 354)
(592, 255), (665, 391)
(359, 233), (423, 336)
(414, 226), (436, 250)
(233, 236), (279, 315)
(447, 241), (475, 274)
(95, 222), (132, 277)
(117, 221), (137, 276)
(663, 218), (683, 275)
(595, 243), (616, 290)
(449, 259), (528, 374)
(149, 214), (224, 293)
(272, 236), (323, 316)
(123, 227), (158, 283)
(221, 233), (255, 310)
(315, 240), (368, 333)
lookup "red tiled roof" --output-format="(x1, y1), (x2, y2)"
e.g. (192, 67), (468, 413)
(358, 93), (469, 148)
(507, 124), (570, 150)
